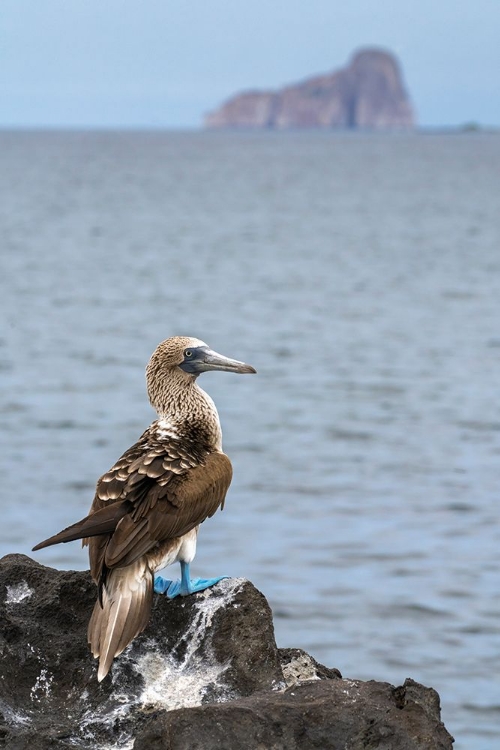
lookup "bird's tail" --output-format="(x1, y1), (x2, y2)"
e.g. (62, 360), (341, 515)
(88, 559), (154, 682)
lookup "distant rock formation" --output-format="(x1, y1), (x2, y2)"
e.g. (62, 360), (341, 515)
(205, 48), (415, 130)
(0, 554), (453, 749)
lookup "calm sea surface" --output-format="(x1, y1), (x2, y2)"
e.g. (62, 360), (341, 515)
(1, 130), (499, 748)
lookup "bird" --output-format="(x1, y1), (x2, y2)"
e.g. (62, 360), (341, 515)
(33, 336), (256, 681)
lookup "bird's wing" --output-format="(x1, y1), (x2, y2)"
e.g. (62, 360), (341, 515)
(80, 428), (201, 580)
(90, 428), (205, 512)
(87, 429), (232, 579)
(33, 428), (232, 583)
(102, 452), (233, 569)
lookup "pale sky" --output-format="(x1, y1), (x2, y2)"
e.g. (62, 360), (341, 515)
(1, 0), (498, 128)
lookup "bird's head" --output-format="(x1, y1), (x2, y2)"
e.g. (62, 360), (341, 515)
(146, 336), (256, 411)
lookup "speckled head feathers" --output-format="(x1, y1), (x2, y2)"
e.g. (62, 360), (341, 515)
(149, 336), (207, 369)
(146, 337), (206, 412)
(145, 337), (255, 416)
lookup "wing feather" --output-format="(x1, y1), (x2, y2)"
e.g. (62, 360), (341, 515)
(33, 425), (233, 585)
(82, 426), (232, 581)
(103, 453), (232, 569)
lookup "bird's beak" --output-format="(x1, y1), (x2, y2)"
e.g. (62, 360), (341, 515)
(196, 348), (256, 374)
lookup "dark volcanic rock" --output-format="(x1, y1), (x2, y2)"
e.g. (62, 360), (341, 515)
(134, 679), (452, 750)
(0, 554), (453, 749)
(0, 554), (283, 748)
(205, 47), (415, 130)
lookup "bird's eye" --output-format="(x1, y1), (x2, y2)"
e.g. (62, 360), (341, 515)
(184, 349), (193, 358)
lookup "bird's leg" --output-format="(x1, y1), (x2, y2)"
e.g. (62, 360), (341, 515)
(154, 561), (228, 599)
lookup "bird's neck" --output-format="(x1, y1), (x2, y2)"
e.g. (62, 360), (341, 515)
(151, 374), (222, 451)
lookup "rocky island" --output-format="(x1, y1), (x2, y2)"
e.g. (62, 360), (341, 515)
(0, 554), (452, 749)
(205, 48), (415, 130)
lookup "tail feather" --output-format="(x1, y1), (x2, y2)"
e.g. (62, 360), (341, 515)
(88, 560), (153, 681)
(32, 501), (132, 551)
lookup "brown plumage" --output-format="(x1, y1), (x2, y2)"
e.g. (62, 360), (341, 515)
(33, 336), (255, 681)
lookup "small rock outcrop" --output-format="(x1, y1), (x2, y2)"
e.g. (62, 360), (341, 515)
(205, 48), (415, 130)
(0, 554), (453, 749)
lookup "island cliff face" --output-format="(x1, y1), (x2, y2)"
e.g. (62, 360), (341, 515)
(205, 48), (415, 130)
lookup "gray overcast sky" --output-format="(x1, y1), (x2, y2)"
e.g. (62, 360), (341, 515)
(1, 0), (498, 128)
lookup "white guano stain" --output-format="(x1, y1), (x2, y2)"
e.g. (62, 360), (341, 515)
(135, 577), (245, 710)
(6, 581), (34, 604)
(30, 669), (54, 702)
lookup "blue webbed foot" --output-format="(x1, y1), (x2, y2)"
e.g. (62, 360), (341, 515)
(163, 575), (228, 599)
(154, 575), (174, 595)
(154, 563), (228, 599)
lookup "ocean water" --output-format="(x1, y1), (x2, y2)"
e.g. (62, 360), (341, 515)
(1, 130), (499, 748)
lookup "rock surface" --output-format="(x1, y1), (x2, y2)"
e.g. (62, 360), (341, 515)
(134, 678), (452, 750)
(0, 554), (453, 749)
(205, 48), (415, 130)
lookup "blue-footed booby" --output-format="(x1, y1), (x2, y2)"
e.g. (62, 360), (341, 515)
(33, 336), (255, 681)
